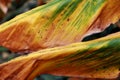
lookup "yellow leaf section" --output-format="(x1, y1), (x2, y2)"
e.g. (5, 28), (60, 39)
(0, 32), (120, 80)
(0, 0), (119, 52)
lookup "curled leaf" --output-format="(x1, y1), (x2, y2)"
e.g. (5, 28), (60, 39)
(0, 32), (120, 79)
(0, 0), (119, 52)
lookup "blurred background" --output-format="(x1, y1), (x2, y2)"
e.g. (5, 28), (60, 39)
(0, 0), (120, 80)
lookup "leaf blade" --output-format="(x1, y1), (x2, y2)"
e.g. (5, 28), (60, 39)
(0, 0), (117, 52)
(0, 32), (120, 79)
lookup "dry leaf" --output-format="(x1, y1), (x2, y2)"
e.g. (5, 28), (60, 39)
(0, 0), (119, 52)
(0, 0), (120, 80)
(0, 32), (120, 79)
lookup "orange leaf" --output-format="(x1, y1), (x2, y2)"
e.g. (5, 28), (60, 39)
(0, 0), (119, 52)
(0, 0), (120, 79)
(0, 32), (120, 79)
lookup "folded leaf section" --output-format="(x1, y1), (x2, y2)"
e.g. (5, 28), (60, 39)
(0, 32), (120, 80)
